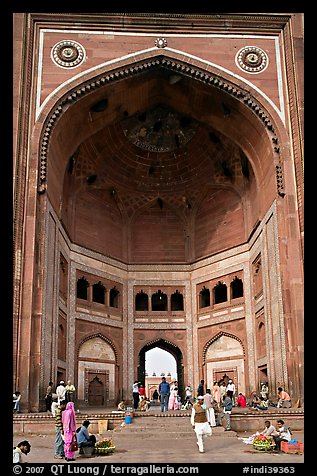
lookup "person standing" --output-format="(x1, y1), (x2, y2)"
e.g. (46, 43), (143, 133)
(219, 381), (227, 401)
(45, 381), (53, 413)
(62, 401), (77, 461)
(51, 395), (59, 417)
(217, 392), (233, 430)
(212, 381), (221, 410)
(13, 391), (21, 413)
(152, 389), (159, 403)
(132, 381), (140, 410)
(197, 379), (205, 396)
(168, 384), (179, 410)
(139, 384), (146, 400)
(13, 440), (31, 463)
(54, 399), (67, 459)
(203, 389), (216, 426)
(158, 376), (170, 412)
(56, 381), (66, 404)
(184, 384), (192, 403)
(226, 379), (236, 404)
(65, 380), (76, 403)
(191, 395), (212, 453)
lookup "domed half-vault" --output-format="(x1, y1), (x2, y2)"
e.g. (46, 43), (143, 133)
(13, 13), (303, 412)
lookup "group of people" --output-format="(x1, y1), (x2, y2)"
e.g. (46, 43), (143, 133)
(131, 381), (152, 411)
(240, 419), (293, 451)
(45, 380), (77, 414)
(54, 400), (96, 461)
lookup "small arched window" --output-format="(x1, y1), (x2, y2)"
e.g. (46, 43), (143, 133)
(171, 290), (184, 311)
(92, 281), (105, 304)
(110, 287), (119, 308)
(231, 276), (244, 299)
(213, 281), (227, 304)
(135, 291), (149, 311)
(199, 286), (210, 308)
(76, 277), (89, 300)
(152, 290), (167, 311)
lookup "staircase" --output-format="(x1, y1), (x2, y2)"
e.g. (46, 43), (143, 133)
(111, 413), (237, 444)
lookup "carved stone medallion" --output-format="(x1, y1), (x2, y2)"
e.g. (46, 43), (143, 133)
(51, 40), (86, 68)
(235, 46), (268, 73)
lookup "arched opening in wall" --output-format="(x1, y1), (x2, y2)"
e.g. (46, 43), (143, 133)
(204, 333), (245, 399)
(152, 290), (167, 311)
(110, 287), (119, 308)
(92, 281), (105, 304)
(135, 291), (149, 311)
(171, 290), (184, 311)
(77, 335), (117, 407)
(213, 281), (227, 304)
(199, 287), (210, 308)
(231, 276), (244, 299)
(77, 277), (89, 300)
(138, 339), (184, 399)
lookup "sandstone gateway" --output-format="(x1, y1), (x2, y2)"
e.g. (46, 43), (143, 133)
(13, 13), (304, 411)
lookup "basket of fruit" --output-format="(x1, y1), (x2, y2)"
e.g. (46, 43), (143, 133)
(95, 438), (116, 455)
(253, 435), (276, 451)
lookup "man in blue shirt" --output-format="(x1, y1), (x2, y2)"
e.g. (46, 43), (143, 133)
(158, 377), (170, 412)
(77, 420), (96, 449)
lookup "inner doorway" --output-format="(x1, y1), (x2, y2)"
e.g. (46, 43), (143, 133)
(88, 374), (104, 405)
(138, 338), (184, 399)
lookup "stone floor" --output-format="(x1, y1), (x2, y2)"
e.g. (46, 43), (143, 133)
(13, 407), (304, 465)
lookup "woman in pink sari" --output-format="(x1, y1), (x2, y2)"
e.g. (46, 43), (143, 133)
(62, 401), (77, 461)
(168, 386), (179, 410)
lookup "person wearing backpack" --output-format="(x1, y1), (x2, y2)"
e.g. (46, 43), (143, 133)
(217, 392), (232, 430)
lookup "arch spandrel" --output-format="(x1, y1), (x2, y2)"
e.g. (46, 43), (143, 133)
(37, 51), (287, 209)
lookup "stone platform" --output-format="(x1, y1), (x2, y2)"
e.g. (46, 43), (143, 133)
(13, 406), (304, 464)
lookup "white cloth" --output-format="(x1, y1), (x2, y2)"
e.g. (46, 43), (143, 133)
(226, 382), (236, 393)
(190, 407), (212, 435)
(261, 425), (276, 437)
(56, 384), (66, 404)
(13, 448), (25, 463)
(207, 407), (216, 426)
(278, 426), (292, 441)
(51, 401), (59, 417)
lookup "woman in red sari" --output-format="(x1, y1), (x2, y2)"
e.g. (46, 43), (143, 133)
(62, 401), (77, 461)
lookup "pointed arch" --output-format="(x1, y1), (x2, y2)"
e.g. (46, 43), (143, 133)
(202, 331), (245, 365)
(77, 332), (119, 364)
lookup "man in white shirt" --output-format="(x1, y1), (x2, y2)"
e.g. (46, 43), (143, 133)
(13, 440), (31, 463)
(56, 381), (66, 404)
(226, 379), (236, 404)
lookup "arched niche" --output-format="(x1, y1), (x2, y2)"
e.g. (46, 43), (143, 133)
(204, 333), (245, 397)
(78, 335), (116, 406)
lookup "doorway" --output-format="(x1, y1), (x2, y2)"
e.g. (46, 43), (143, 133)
(88, 374), (105, 405)
(138, 338), (184, 398)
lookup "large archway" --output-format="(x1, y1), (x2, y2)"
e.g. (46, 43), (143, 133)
(13, 14), (303, 411)
(138, 339), (184, 399)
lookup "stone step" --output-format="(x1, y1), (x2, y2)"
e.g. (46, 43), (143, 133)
(113, 418), (237, 439)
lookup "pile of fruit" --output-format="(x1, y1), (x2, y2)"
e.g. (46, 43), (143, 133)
(253, 434), (276, 451)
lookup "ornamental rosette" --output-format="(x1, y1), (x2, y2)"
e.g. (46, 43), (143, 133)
(155, 38), (167, 48)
